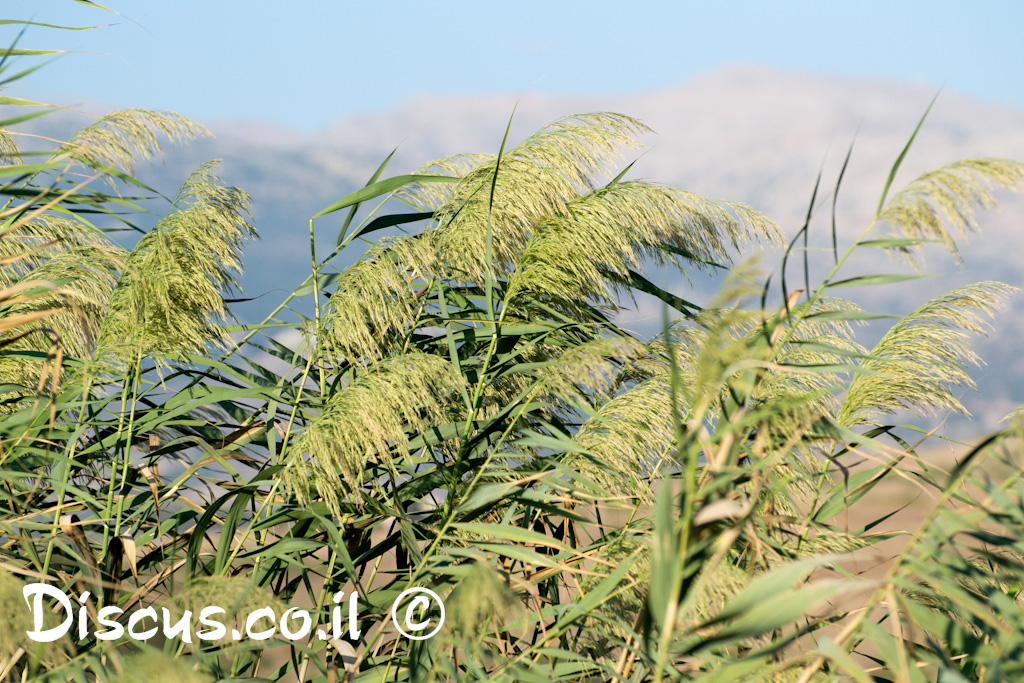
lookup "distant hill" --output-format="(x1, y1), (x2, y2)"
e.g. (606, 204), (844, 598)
(25, 64), (1024, 432)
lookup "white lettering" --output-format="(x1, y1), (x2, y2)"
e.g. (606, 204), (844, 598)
(127, 607), (158, 641)
(245, 607), (276, 640)
(197, 606), (227, 641)
(279, 607), (311, 640)
(161, 608), (193, 644)
(22, 584), (73, 643)
(95, 605), (124, 641)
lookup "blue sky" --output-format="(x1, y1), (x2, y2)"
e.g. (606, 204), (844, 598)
(7, 1), (1023, 132)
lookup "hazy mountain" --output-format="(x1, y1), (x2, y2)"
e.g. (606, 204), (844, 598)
(26, 64), (1024, 432)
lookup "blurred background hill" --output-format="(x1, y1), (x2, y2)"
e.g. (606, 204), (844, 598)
(22, 63), (1024, 435)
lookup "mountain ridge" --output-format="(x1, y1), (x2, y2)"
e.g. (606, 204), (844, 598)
(22, 64), (1024, 430)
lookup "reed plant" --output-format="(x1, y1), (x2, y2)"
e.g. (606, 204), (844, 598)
(3, 8), (1024, 682)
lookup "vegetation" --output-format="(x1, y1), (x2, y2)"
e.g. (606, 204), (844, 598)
(3, 9), (1024, 683)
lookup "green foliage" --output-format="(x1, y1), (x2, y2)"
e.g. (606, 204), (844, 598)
(4, 9), (1024, 683)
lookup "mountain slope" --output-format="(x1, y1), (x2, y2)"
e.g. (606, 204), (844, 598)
(26, 64), (1024, 430)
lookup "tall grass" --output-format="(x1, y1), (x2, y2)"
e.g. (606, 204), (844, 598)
(3, 9), (1024, 683)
